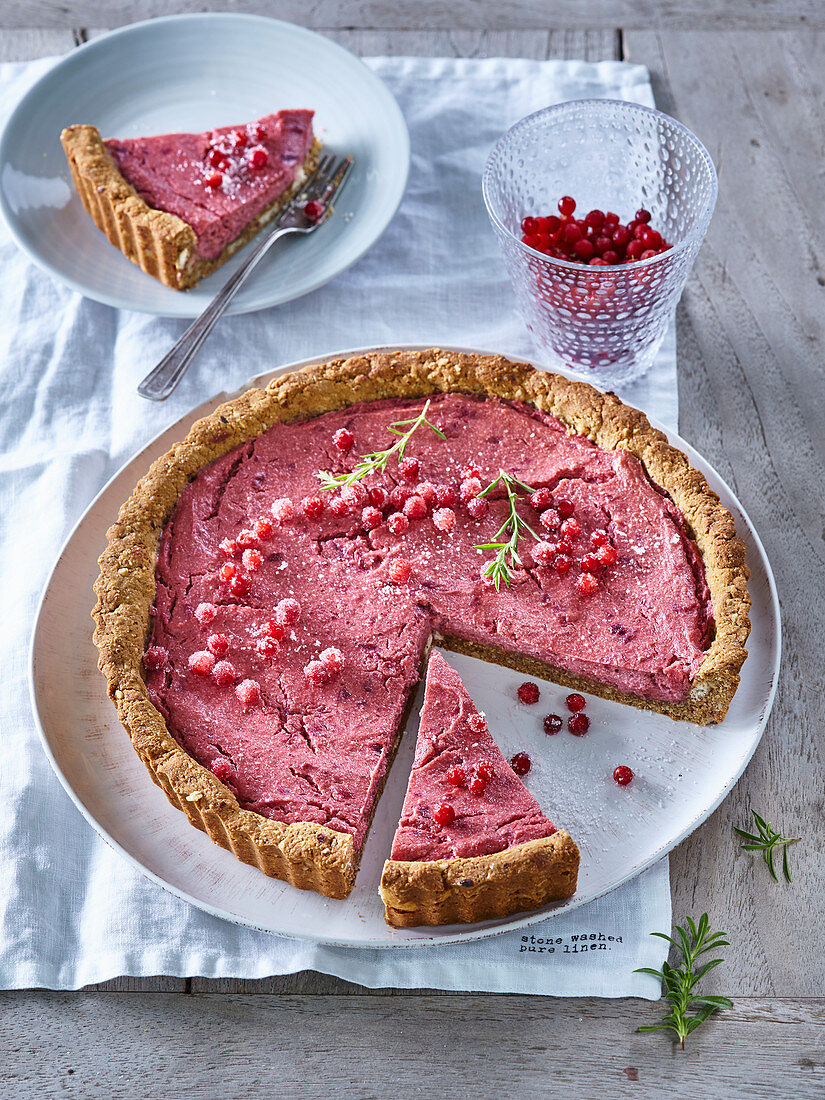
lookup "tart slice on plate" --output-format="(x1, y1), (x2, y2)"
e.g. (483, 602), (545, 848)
(60, 111), (321, 289)
(380, 652), (579, 926)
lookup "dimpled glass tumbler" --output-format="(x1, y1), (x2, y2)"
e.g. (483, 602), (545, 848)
(482, 99), (717, 386)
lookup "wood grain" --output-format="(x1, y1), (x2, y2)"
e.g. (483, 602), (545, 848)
(1, 21), (823, 1099)
(621, 28), (825, 999)
(80, 26), (622, 61)
(4, 1), (825, 31)
(0, 28), (76, 60)
(3, 993), (825, 1098)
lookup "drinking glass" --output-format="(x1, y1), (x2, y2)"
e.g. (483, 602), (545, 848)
(482, 99), (718, 386)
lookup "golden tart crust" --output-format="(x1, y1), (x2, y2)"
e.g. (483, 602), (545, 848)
(381, 832), (580, 927)
(92, 349), (751, 902)
(60, 124), (321, 290)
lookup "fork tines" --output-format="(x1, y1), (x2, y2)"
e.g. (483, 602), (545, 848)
(292, 154), (353, 211)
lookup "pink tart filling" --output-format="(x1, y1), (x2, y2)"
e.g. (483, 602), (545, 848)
(391, 653), (557, 861)
(143, 393), (713, 848)
(105, 110), (315, 260)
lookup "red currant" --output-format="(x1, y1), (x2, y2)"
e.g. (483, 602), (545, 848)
(613, 765), (634, 786)
(540, 508), (560, 531)
(387, 512), (410, 536)
(544, 713), (563, 735)
(568, 713), (590, 735)
(403, 495), (427, 520)
(212, 660), (236, 686)
(361, 506), (382, 531)
(399, 457), (420, 482)
(229, 574), (249, 598)
(433, 802), (456, 825)
(388, 559), (412, 585)
(517, 682), (540, 705)
(552, 553), (571, 575)
(301, 495), (324, 519)
(475, 759), (495, 782)
(575, 572), (598, 596)
(566, 693), (586, 713)
(558, 196), (576, 217)
(510, 752), (531, 777)
(276, 598), (301, 625)
(447, 765), (467, 787)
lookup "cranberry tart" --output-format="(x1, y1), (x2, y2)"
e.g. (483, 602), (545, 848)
(61, 111), (320, 289)
(92, 349), (750, 902)
(381, 652), (579, 926)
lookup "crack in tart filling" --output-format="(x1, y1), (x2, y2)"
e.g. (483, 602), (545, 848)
(381, 652), (579, 926)
(93, 349), (750, 903)
(61, 111), (320, 289)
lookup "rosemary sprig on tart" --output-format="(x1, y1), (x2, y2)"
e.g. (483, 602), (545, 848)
(734, 810), (799, 883)
(636, 913), (732, 1049)
(317, 399), (445, 489)
(474, 470), (540, 590)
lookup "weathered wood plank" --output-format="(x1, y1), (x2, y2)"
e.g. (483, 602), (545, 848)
(187, 971), (456, 995)
(81, 27), (622, 60)
(4, 994), (825, 1098)
(623, 29), (825, 997)
(0, 28), (76, 61)
(3, 1), (824, 30)
(83, 976), (188, 993)
(326, 28), (621, 59)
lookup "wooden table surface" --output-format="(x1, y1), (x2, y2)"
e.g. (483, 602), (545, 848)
(3, 4), (824, 1096)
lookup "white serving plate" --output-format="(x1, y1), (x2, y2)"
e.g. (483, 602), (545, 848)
(29, 345), (780, 947)
(0, 14), (409, 317)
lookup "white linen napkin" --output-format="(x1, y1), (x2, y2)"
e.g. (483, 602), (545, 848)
(0, 54), (672, 993)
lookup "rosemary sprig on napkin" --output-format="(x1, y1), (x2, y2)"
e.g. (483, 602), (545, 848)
(317, 400), (445, 490)
(734, 810), (799, 883)
(636, 914), (732, 1049)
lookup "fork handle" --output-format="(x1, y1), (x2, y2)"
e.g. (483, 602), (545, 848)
(137, 224), (297, 401)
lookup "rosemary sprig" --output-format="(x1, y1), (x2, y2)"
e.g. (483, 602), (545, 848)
(635, 913), (732, 1049)
(316, 400), (445, 490)
(475, 470), (539, 590)
(734, 810), (799, 883)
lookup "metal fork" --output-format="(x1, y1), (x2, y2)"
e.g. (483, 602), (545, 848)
(137, 154), (354, 401)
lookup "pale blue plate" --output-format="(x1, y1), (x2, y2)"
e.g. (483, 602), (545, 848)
(0, 14), (410, 317)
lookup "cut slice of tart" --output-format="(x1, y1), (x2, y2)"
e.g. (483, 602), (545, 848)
(61, 111), (320, 289)
(380, 652), (579, 926)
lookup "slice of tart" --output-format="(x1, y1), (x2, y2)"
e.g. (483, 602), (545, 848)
(92, 348), (750, 902)
(61, 111), (320, 289)
(381, 652), (579, 926)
